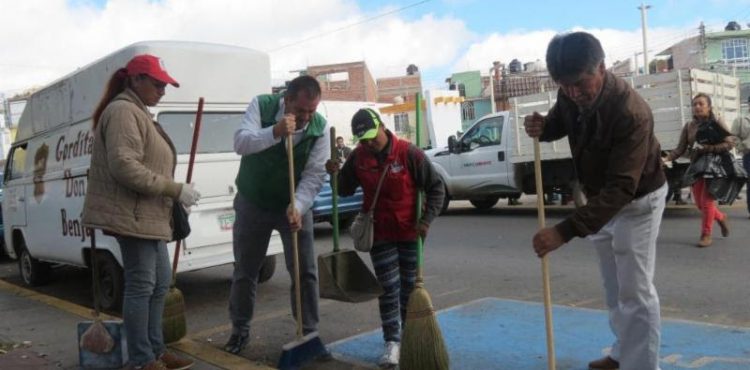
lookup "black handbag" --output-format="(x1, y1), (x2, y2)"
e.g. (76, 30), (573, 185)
(172, 202), (191, 241)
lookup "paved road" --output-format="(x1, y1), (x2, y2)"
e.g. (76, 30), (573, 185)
(1, 199), (748, 369)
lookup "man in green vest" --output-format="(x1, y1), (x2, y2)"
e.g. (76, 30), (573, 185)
(225, 75), (330, 355)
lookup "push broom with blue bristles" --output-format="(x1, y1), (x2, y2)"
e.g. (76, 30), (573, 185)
(277, 135), (327, 370)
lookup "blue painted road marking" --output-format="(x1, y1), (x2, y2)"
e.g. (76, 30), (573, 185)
(329, 298), (750, 369)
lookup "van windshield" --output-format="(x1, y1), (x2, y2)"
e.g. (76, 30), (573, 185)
(158, 112), (243, 154)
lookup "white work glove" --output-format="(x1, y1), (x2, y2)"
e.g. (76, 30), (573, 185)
(178, 183), (201, 207)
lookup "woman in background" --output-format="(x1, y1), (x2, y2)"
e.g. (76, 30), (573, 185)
(665, 93), (735, 248)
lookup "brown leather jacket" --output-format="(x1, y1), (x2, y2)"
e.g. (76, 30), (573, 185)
(541, 72), (666, 242)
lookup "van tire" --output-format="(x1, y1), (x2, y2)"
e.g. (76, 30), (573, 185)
(470, 196), (499, 210)
(258, 255), (276, 284)
(94, 252), (124, 312)
(18, 242), (51, 286)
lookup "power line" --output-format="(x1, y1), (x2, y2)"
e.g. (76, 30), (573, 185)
(268, 0), (432, 53)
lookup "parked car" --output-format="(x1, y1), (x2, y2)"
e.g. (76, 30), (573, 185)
(312, 174), (363, 229)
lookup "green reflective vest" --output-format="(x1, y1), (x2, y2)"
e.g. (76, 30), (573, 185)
(235, 94), (326, 210)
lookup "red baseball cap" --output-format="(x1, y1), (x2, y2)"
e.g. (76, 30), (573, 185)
(125, 54), (180, 87)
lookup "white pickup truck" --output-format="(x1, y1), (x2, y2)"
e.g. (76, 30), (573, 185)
(428, 69), (740, 210)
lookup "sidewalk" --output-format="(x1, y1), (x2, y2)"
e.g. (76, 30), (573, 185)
(0, 278), (371, 370)
(0, 279), (222, 370)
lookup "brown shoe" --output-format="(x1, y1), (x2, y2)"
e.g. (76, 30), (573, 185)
(717, 217), (730, 237)
(697, 234), (712, 248)
(588, 356), (619, 370)
(159, 352), (193, 370)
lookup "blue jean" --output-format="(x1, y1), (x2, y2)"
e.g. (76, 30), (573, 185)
(228, 193), (320, 336)
(118, 237), (171, 367)
(744, 153), (750, 214)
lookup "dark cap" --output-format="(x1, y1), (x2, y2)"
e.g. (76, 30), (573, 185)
(351, 108), (383, 141)
(126, 54), (180, 87)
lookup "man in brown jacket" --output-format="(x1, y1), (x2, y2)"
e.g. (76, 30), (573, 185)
(525, 32), (667, 370)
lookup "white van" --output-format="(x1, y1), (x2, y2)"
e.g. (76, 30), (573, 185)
(2, 41), (283, 310)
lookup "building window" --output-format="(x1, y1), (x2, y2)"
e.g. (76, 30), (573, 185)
(461, 101), (475, 121)
(458, 83), (466, 97)
(721, 38), (749, 62)
(394, 113), (409, 133)
(316, 71), (350, 90)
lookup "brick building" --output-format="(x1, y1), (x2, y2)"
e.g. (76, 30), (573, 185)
(305, 61), (378, 102)
(377, 64), (422, 104)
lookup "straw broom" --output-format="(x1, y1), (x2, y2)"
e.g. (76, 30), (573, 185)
(163, 97), (204, 343)
(399, 93), (450, 370)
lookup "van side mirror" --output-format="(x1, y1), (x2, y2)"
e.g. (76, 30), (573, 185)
(448, 135), (459, 153)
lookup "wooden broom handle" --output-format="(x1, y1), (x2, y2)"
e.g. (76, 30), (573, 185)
(287, 136), (303, 339)
(172, 97), (204, 277)
(534, 137), (556, 370)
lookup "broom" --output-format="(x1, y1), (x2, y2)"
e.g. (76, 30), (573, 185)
(163, 97), (204, 343)
(399, 93), (450, 370)
(533, 137), (556, 370)
(277, 132), (327, 370)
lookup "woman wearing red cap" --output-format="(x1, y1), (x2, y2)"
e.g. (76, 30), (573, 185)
(82, 54), (198, 370)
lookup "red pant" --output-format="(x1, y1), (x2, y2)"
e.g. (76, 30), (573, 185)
(691, 179), (726, 236)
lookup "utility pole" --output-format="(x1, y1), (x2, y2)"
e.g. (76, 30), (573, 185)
(699, 22), (707, 67)
(639, 3), (651, 75)
(488, 67), (496, 114)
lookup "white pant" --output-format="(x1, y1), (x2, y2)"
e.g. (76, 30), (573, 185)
(587, 183), (667, 370)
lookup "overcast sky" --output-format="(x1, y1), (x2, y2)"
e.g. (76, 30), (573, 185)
(2, 0), (750, 96)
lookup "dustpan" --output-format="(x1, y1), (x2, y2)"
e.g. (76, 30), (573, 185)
(78, 230), (128, 369)
(318, 127), (383, 303)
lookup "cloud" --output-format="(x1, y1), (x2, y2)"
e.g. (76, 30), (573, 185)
(451, 26), (697, 77)
(0, 0), (705, 97)
(0, 0), (472, 95)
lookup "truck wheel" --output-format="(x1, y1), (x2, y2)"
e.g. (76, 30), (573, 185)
(470, 197), (499, 210)
(18, 241), (51, 286)
(440, 186), (450, 215)
(258, 255), (276, 283)
(94, 252), (124, 312)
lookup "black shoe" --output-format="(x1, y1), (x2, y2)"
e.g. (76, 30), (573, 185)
(316, 347), (334, 362)
(223, 333), (249, 355)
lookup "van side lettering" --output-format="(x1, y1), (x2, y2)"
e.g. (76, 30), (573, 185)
(60, 209), (88, 242)
(63, 169), (86, 198)
(55, 130), (93, 162)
